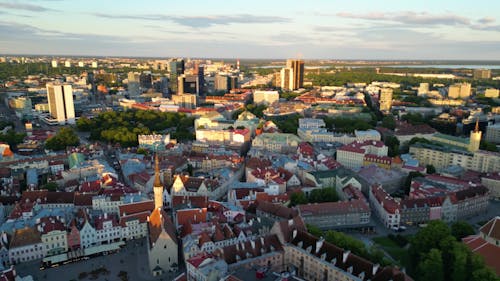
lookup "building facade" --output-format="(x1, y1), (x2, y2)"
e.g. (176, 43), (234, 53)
(46, 83), (75, 125)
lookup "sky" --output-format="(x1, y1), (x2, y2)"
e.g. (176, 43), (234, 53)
(0, 0), (500, 60)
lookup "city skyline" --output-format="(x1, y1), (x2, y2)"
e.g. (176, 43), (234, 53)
(1, 0), (500, 59)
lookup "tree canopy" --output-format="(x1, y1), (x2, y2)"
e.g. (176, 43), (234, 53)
(77, 110), (194, 147)
(407, 220), (499, 281)
(45, 127), (80, 151)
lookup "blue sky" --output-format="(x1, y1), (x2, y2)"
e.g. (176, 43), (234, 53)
(0, 0), (499, 59)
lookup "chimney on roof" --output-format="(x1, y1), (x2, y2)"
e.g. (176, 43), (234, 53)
(316, 237), (324, 253)
(343, 250), (351, 263)
(372, 263), (380, 276)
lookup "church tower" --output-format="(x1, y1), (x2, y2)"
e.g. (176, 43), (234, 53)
(469, 119), (482, 152)
(153, 154), (163, 209)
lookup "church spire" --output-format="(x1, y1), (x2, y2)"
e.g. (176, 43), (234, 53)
(474, 118), (479, 133)
(153, 154), (162, 188)
(153, 153), (163, 210)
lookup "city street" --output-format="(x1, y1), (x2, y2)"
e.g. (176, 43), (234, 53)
(14, 238), (182, 281)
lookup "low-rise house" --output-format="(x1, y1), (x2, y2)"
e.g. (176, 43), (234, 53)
(186, 253), (228, 281)
(94, 213), (121, 245)
(255, 201), (298, 222)
(369, 184), (400, 229)
(297, 199), (370, 230)
(284, 230), (411, 281)
(336, 140), (388, 170)
(119, 200), (154, 241)
(9, 227), (44, 264)
(77, 210), (97, 249)
(252, 133), (301, 153)
(36, 216), (67, 256)
(481, 172), (500, 199)
(214, 234), (284, 271)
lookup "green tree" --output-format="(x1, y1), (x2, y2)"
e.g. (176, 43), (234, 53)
(409, 220), (450, 270)
(290, 191), (308, 206)
(450, 243), (469, 281)
(45, 127), (80, 151)
(409, 137), (432, 145)
(186, 164), (193, 176)
(471, 268), (500, 281)
(480, 140), (498, 152)
(0, 130), (26, 148)
(417, 249), (444, 281)
(308, 187), (338, 203)
(381, 115), (396, 130)
(451, 221), (475, 240)
(42, 182), (58, 191)
(384, 135), (400, 157)
(76, 116), (93, 131)
(306, 224), (323, 237)
(402, 112), (426, 125)
(425, 164), (436, 174)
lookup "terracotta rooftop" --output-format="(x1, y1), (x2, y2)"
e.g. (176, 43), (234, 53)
(119, 200), (154, 217)
(148, 208), (177, 248)
(463, 235), (500, 275)
(480, 216), (500, 241)
(172, 195), (209, 209)
(256, 200), (298, 220)
(218, 234), (283, 265)
(10, 227), (41, 248)
(36, 216), (65, 234)
(177, 208), (207, 227)
(371, 184), (400, 213)
(119, 211), (150, 227)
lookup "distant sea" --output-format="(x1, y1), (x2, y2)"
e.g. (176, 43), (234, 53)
(387, 64), (500, 69)
(255, 64), (500, 69)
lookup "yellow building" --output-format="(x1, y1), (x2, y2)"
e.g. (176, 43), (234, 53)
(448, 83), (471, 99)
(379, 88), (393, 111)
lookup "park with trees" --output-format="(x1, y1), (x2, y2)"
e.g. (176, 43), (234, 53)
(76, 109), (195, 147)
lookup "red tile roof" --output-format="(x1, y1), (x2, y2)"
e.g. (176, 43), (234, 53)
(176, 208), (207, 227)
(187, 252), (214, 268)
(120, 211), (150, 227)
(148, 208), (177, 248)
(463, 235), (500, 275)
(119, 200), (154, 217)
(80, 180), (101, 193)
(256, 200), (298, 219)
(480, 216), (500, 241)
(36, 216), (65, 234)
(172, 195), (209, 208)
(371, 184), (400, 213)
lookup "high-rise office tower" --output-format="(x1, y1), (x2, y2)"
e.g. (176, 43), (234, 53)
(169, 60), (185, 94)
(473, 69), (491, 79)
(46, 84), (75, 125)
(214, 74), (229, 91)
(280, 59), (304, 90)
(417, 83), (429, 96)
(280, 68), (292, 90)
(127, 72), (141, 97)
(140, 72), (152, 89)
(448, 83), (471, 99)
(193, 64), (204, 96)
(379, 88), (393, 112)
(287, 59), (304, 90)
